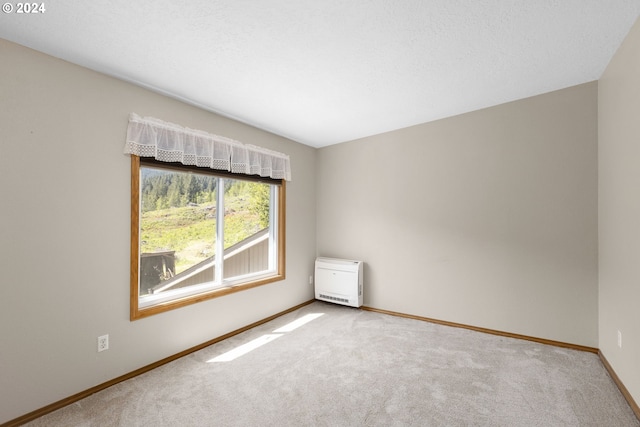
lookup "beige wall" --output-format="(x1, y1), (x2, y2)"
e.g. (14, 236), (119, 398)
(317, 83), (599, 347)
(599, 17), (640, 405)
(0, 39), (317, 423)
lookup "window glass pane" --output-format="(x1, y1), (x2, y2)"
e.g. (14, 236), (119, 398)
(223, 179), (272, 279)
(139, 166), (217, 295)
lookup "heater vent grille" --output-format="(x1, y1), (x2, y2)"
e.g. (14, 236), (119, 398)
(319, 294), (349, 304)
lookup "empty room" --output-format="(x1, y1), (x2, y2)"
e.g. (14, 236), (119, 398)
(1, 1), (639, 426)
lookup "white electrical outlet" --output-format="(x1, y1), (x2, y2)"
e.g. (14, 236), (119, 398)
(309, 275), (313, 285)
(617, 330), (622, 348)
(98, 334), (109, 352)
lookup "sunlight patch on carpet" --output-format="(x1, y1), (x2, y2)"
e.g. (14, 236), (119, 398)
(273, 313), (324, 333)
(208, 313), (324, 362)
(208, 334), (283, 362)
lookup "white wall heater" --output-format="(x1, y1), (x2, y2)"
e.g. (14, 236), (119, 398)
(315, 257), (363, 308)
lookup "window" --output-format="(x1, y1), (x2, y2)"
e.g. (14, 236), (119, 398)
(130, 157), (285, 319)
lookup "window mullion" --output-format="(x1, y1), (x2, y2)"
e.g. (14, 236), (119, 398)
(215, 177), (225, 284)
(268, 186), (277, 270)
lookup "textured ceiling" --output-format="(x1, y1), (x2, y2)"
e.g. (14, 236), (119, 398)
(1, 1), (639, 147)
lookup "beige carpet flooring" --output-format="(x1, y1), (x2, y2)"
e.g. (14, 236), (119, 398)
(24, 301), (640, 426)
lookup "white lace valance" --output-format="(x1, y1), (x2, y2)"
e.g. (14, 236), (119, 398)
(124, 113), (291, 181)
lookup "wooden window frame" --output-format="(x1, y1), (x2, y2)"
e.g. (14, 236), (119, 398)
(130, 156), (286, 320)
